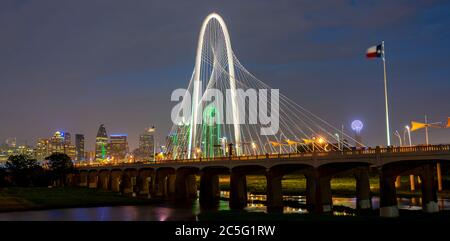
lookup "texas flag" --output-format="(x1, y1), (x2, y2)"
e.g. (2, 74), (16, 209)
(366, 44), (383, 58)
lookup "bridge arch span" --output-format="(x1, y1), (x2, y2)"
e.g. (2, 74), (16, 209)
(189, 12), (241, 157)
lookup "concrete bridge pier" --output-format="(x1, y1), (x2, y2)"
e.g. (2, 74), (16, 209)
(229, 171), (247, 209)
(355, 168), (372, 210)
(199, 172), (221, 207)
(155, 172), (166, 197)
(175, 168), (198, 201)
(88, 171), (98, 188)
(98, 171), (110, 190)
(305, 171), (318, 211)
(121, 169), (137, 196)
(266, 169), (283, 213)
(137, 169), (154, 197)
(379, 170), (399, 217)
(317, 176), (333, 213)
(420, 164), (439, 213)
(166, 174), (176, 197)
(79, 171), (88, 187)
(121, 173), (133, 195)
(154, 168), (175, 198)
(110, 170), (122, 192)
(66, 173), (79, 187)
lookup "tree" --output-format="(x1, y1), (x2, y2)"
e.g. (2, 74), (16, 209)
(5, 155), (43, 187)
(46, 153), (74, 186)
(0, 167), (9, 187)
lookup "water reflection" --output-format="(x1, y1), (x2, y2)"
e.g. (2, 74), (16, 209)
(0, 192), (448, 221)
(0, 205), (197, 221)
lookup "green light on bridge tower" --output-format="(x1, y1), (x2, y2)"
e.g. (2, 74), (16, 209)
(201, 104), (221, 158)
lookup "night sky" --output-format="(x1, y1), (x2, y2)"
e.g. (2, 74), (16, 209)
(1, 0), (449, 150)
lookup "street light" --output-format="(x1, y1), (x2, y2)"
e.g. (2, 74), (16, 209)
(317, 137), (325, 144)
(196, 148), (201, 156)
(251, 142), (257, 155)
(334, 133), (340, 150)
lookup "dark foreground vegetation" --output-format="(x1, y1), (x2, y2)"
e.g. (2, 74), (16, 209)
(0, 154), (74, 188)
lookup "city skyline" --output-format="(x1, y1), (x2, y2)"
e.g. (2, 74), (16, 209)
(1, 1), (450, 150)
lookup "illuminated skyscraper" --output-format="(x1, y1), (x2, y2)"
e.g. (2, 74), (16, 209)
(63, 132), (71, 145)
(43, 131), (77, 160)
(109, 134), (129, 161)
(35, 138), (49, 161)
(75, 134), (85, 162)
(95, 124), (108, 161)
(135, 126), (155, 162)
(49, 131), (65, 154)
(63, 132), (76, 160)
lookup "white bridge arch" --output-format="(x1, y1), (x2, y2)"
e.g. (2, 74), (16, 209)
(189, 13), (241, 157)
(167, 12), (365, 160)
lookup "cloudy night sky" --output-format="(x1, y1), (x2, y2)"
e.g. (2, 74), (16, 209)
(1, 0), (449, 150)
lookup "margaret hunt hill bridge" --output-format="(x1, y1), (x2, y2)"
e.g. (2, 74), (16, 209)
(72, 13), (450, 218)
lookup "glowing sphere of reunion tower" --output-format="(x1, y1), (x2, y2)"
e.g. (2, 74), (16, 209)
(351, 120), (363, 134)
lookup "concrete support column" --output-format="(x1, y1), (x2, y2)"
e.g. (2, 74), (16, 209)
(187, 175), (198, 198)
(155, 173), (166, 197)
(305, 172), (317, 211)
(379, 170), (399, 217)
(148, 174), (155, 197)
(74, 173), (81, 187)
(88, 172), (98, 188)
(317, 176), (333, 213)
(229, 171), (247, 209)
(67, 173), (79, 187)
(79, 172), (88, 187)
(355, 168), (372, 210)
(98, 173), (110, 190)
(175, 171), (197, 201)
(110, 174), (121, 192)
(138, 176), (150, 195)
(121, 174), (133, 194)
(266, 170), (283, 213)
(199, 173), (220, 207)
(421, 164), (439, 213)
(166, 174), (176, 197)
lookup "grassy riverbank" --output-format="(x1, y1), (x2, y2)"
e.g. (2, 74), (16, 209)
(0, 187), (160, 213)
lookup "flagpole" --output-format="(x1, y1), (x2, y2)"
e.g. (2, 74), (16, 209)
(382, 41), (391, 146)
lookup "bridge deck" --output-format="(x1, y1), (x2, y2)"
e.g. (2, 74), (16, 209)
(76, 145), (450, 170)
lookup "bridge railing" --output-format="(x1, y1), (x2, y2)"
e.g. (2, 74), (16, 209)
(74, 144), (450, 168)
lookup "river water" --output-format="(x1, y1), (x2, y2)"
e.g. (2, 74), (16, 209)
(0, 192), (449, 221)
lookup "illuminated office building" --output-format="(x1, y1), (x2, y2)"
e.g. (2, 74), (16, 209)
(35, 138), (49, 161)
(49, 131), (65, 154)
(75, 134), (85, 162)
(95, 124), (109, 161)
(109, 134), (129, 161)
(134, 126), (155, 162)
